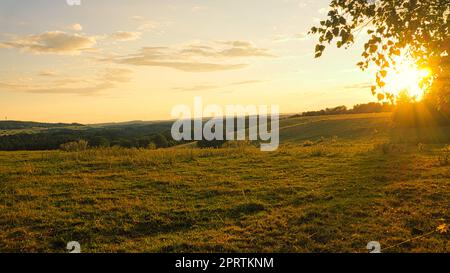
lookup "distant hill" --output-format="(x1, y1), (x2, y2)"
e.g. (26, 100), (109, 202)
(279, 113), (393, 142)
(91, 120), (161, 127)
(0, 119), (178, 151)
(0, 121), (84, 130)
(1, 113), (450, 151)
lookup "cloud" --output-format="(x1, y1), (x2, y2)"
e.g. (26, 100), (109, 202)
(0, 81), (27, 89)
(68, 23), (83, 32)
(0, 68), (133, 95)
(273, 32), (309, 43)
(25, 83), (114, 95)
(38, 69), (59, 77)
(0, 31), (96, 55)
(109, 31), (141, 41)
(343, 82), (373, 89)
(282, 0), (312, 8)
(114, 41), (274, 72)
(102, 68), (133, 83)
(178, 42), (275, 58)
(294, 33), (308, 40)
(173, 80), (265, 92)
(231, 80), (265, 85)
(131, 16), (158, 31)
(120, 58), (247, 72)
(191, 6), (208, 12)
(173, 84), (219, 92)
(219, 41), (275, 58)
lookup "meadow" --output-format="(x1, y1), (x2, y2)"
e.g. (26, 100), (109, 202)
(0, 113), (449, 253)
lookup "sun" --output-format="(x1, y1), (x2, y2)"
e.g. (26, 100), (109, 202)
(383, 56), (432, 100)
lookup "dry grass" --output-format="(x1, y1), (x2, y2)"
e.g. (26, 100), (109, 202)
(0, 139), (448, 253)
(0, 113), (449, 253)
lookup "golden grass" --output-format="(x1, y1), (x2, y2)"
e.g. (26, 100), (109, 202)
(0, 138), (448, 253)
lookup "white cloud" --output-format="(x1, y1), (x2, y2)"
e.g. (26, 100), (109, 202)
(109, 31), (141, 41)
(173, 80), (265, 92)
(131, 16), (158, 31)
(273, 32), (309, 43)
(113, 41), (275, 72)
(0, 68), (133, 95)
(38, 69), (59, 77)
(191, 6), (208, 12)
(68, 23), (83, 32)
(0, 31), (96, 55)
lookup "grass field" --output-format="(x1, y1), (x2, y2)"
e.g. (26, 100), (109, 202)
(0, 113), (449, 253)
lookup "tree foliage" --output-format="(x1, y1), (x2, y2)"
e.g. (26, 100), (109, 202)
(293, 102), (393, 117)
(311, 0), (450, 106)
(0, 126), (182, 151)
(60, 140), (89, 152)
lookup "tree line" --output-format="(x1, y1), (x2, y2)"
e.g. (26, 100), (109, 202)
(0, 121), (83, 130)
(0, 125), (179, 151)
(291, 102), (394, 118)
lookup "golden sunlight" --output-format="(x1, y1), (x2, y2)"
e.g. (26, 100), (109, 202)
(383, 56), (432, 100)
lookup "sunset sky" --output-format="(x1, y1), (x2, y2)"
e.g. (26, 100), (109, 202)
(0, 0), (376, 123)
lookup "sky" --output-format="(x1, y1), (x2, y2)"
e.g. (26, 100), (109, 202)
(0, 0), (376, 123)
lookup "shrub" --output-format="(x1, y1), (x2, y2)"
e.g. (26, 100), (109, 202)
(90, 136), (110, 148)
(302, 140), (315, 147)
(152, 134), (169, 148)
(330, 135), (339, 143)
(375, 142), (407, 154)
(417, 143), (426, 152)
(60, 140), (88, 152)
(316, 136), (326, 143)
(438, 146), (450, 166)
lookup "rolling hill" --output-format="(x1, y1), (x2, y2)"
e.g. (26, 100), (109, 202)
(0, 113), (449, 252)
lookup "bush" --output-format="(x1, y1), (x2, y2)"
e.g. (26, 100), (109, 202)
(152, 134), (169, 149)
(375, 142), (407, 154)
(60, 140), (88, 152)
(302, 140), (315, 147)
(438, 146), (450, 166)
(417, 143), (426, 152)
(90, 136), (110, 148)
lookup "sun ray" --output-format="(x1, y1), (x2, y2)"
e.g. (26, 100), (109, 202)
(383, 54), (432, 101)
